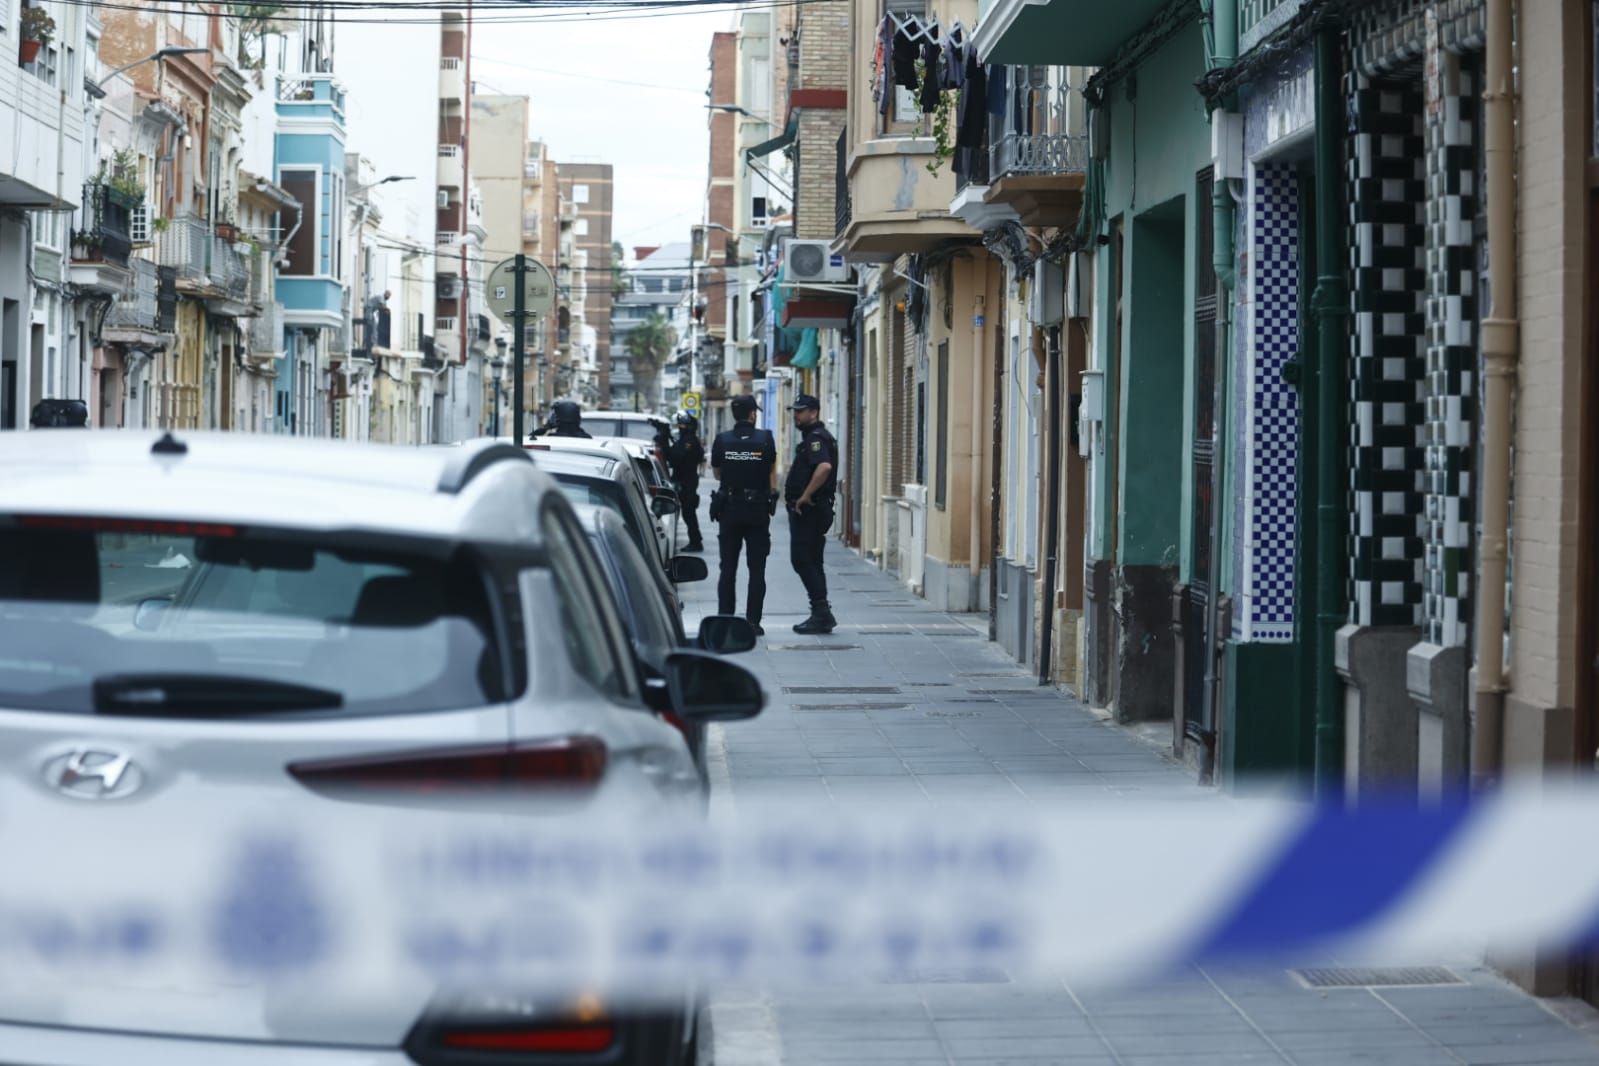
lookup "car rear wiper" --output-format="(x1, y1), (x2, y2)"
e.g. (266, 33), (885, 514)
(93, 674), (344, 715)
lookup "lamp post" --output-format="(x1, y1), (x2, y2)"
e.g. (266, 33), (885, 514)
(490, 342), (506, 437)
(88, 46), (208, 96)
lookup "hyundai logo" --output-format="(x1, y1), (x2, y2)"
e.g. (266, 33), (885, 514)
(43, 749), (143, 800)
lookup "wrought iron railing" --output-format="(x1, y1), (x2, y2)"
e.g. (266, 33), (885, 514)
(154, 215), (210, 283)
(989, 66), (1089, 181)
(106, 258), (162, 332)
(74, 181), (135, 266)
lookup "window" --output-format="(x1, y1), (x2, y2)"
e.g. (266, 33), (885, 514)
(576, 218), (589, 236)
(130, 203), (150, 243)
(27, 43), (58, 86)
(279, 169), (317, 276)
(573, 184), (590, 204)
(0, 524), (512, 717)
(539, 503), (635, 700)
(182, 4), (205, 46)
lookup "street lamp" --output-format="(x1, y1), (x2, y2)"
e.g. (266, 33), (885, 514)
(706, 103), (770, 124)
(89, 46), (208, 96)
(490, 344), (506, 438)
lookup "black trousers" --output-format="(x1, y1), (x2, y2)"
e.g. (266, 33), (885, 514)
(717, 514), (770, 623)
(675, 482), (702, 546)
(788, 500), (833, 612)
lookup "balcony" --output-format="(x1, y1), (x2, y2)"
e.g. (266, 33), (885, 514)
(104, 258), (170, 342)
(968, 67), (1088, 229)
(438, 144), (463, 191)
(978, 0), (1169, 65)
(836, 135), (977, 260)
(275, 73), (347, 124)
(249, 301), (285, 364)
(153, 216), (252, 309)
(439, 56), (465, 104)
(436, 231), (463, 276)
(72, 182), (135, 269)
(1240, 0), (1308, 52)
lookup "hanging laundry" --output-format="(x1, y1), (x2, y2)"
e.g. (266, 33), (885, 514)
(918, 36), (943, 112)
(892, 17), (921, 91)
(940, 29), (966, 90)
(876, 15), (895, 116)
(956, 56), (988, 149)
(987, 64), (1009, 118)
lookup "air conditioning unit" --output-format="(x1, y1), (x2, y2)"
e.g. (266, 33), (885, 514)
(438, 277), (461, 300)
(437, 189), (450, 208)
(784, 239), (849, 284)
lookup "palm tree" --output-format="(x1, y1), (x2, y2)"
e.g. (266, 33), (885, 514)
(625, 311), (677, 411)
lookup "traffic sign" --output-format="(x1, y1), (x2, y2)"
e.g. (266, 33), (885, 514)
(486, 256), (555, 324)
(682, 391), (701, 413)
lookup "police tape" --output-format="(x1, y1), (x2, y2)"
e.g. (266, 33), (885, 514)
(4, 783), (1599, 1001)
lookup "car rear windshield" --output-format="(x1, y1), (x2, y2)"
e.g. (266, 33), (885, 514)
(0, 521), (514, 717)
(583, 417), (661, 443)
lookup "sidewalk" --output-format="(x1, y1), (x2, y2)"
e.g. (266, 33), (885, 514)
(679, 504), (1599, 1066)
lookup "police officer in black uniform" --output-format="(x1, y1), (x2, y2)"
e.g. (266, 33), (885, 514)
(786, 394), (838, 634)
(710, 394), (777, 635)
(537, 400), (591, 438)
(666, 411), (707, 552)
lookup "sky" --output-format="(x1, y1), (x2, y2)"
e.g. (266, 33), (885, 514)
(468, 5), (737, 253)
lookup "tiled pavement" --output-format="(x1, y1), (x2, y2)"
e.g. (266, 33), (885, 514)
(677, 505), (1599, 1066)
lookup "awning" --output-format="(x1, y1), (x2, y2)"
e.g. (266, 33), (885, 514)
(745, 115), (798, 164)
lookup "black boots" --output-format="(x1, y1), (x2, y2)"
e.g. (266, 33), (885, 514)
(792, 605), (836, 635)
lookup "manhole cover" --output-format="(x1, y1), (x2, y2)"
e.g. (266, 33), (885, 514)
(795, 702), (912, 712)
(767, 644), (863, 652)
(782, 686), (901, 695)
(958, 672), (1031, 678)
(905, 682), (952, 687)
(863, 629), (916, 635)
(1291, 967), (1463, 989)
(967, 688), (1052, 696)
(925, 709), (981, 718)
(941, 698), (997, 704)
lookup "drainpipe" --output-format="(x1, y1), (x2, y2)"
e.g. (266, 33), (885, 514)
(1310, 24), (1349, 797)
(1471, 0), (1517, 790)
(1200, 0), (1236, 776)
(970, 260), (987, 600)
(1039, 324), (1064, 684)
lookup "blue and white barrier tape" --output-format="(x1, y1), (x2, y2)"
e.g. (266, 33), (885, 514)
(3, 784), (1598, 1001)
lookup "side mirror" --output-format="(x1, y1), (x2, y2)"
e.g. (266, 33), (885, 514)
(134, 596), (173, 632)
(665, 650), (764, 722)
(651, 490), (680, 517)
(695, 614), (757, 654)
(667, 554), (708, 583)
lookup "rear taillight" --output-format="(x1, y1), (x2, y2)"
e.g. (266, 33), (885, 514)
(441, 1025), (616, 1054)
(287, 737), (607, 795)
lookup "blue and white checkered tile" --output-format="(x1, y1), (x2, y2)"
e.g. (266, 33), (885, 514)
(1239, 163), (1301, 643)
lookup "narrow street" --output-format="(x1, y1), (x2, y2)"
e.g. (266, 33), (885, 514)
(680, 503), (1599, 1066)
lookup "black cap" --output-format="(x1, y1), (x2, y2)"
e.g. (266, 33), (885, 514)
(790, 394), (820, 411)
(731, 394), (760, 418)
(552, 400), (582, 424)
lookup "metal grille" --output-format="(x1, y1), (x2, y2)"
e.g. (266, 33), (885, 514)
(794, 703), (912, 712)
(766, 644), (863, 652)
(781, 686), (901, 695)
(1292, 967), (1463, 989)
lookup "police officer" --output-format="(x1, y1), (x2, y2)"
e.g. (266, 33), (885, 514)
(538, 400), (591, 439)
(710, 394), (777, 635)
(785, 394), (838, 634)
(666, 411), (707, 552)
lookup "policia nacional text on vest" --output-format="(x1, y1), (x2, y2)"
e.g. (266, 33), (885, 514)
(710, 394), (777, 634)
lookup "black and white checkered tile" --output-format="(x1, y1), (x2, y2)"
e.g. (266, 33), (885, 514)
(1346, 73), (1427, 629)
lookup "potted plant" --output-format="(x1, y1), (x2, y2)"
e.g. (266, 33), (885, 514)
(19, 7), (54, 65)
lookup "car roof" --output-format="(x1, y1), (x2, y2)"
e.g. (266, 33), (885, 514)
(517, 435), (634, 461)
(0, 431), (556, 546)
(585, 410), (668, 422)
(529, 448), (627, 480)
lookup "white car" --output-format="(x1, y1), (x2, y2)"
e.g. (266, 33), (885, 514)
(573, 410), (671, 448)
(523, 436), (679, 567)
(0, 430), (762, 1065)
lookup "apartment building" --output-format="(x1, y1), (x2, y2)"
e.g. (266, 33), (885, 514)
(558, 162), (615, 407)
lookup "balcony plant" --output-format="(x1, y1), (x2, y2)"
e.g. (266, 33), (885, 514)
(104, 149), (146, 208)
(19, 6), (54, 65)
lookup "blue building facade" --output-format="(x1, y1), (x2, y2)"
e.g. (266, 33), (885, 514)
(273, 74), (348, 434)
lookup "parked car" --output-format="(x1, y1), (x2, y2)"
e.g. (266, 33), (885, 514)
(571, 503), (756, 778)
(599, 437), (684, 553)
(525, 437), (681, 572)
(0, 430), (763, 1065)
(577, 410), (672, 453)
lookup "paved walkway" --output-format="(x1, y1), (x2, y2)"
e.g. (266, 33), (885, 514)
(678, 504), (1599, 1066)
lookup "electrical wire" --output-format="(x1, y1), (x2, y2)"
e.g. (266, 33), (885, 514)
(49, 0), (831, 26)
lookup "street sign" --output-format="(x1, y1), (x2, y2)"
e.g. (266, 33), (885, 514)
(486, 256), (555, 325)
(682, 391), (701, 413)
